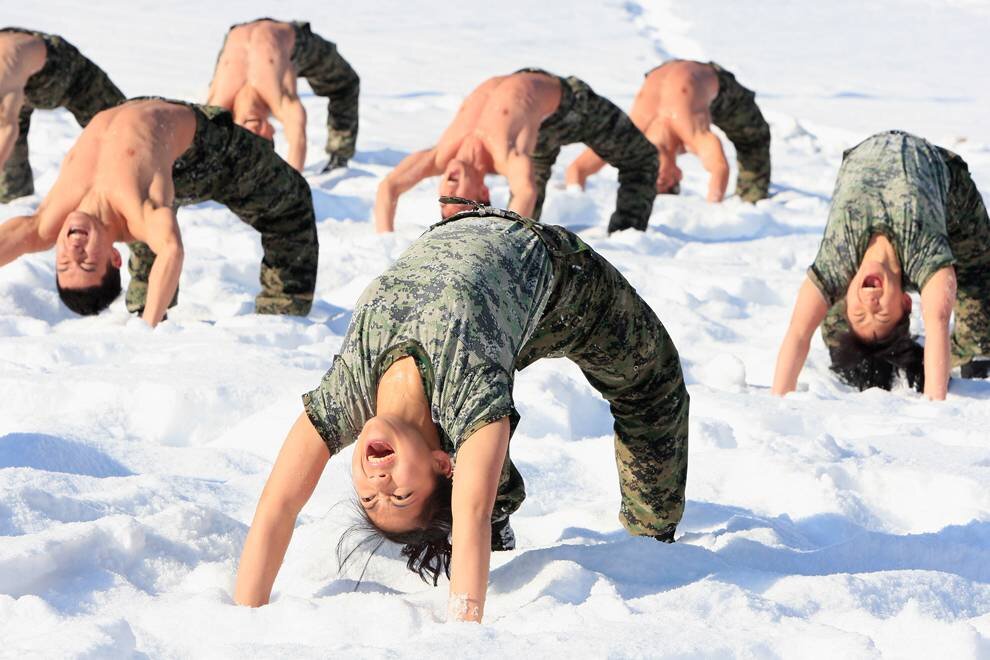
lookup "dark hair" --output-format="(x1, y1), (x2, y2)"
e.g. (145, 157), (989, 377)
(827, 313), (925, 392)
(337, 473), (453, 586)
(56, 262), (122, 316)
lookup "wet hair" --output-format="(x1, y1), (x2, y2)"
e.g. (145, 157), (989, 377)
(827, 313), (925, 392)
(56, 262), (122, 316)
(337, 472), (453, 586)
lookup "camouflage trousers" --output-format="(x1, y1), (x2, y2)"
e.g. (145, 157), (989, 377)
(487, 216), (689, 538)
(515, 69), (659, 234)
(0, 27), (124, 202)
(709, 62), (771, 203)
(939, 147), (990, 367)
(126, 101), (318, 316)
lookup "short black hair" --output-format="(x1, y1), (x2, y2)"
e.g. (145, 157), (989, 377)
(337, 473), (453, 586)
(56, 262), (122, 316)
(827, 314), (925, 392)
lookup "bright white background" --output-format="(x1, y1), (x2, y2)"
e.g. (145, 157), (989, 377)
(1, 1), (989, 656)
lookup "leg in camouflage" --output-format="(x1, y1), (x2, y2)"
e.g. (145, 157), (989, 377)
(708, 62), (771, 203)
(0, 104), (34, 202)
(939, 148), (990, 368)
(516, 225), (689, 538)
(126, 102), (318, 316)
(529, 74), (658, 232)
(290, 22), (360, 163)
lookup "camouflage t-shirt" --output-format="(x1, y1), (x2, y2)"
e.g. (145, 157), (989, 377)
(808, 131), (954, 304)
(302, 217), (555, 456)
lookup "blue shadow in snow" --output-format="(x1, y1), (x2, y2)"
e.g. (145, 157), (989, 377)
(0, 433), (132, 478)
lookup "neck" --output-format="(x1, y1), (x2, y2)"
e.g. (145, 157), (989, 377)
(73, 194), (122, 240)
(456, 135), (493, 174)
(863, 234), (900, 273)
(376, 357), (441, 451)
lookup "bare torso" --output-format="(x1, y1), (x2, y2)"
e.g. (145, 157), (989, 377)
(435, 72), (562, 173)
(634, 60), (719, 155)
(36, 99), (197, 242)
(207, 20), (297, 121)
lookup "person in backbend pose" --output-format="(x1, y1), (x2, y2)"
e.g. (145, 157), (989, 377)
(0, 98), (318, 323)
(0, 26), (124, 202)
(208, 18), (360, 172)
(374, 68), (658, 234)
(772, 130), (990, 399)
(567, 60), (770, 203)
(234, 200), (689, 622)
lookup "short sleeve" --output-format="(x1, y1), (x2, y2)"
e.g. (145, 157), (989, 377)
(438, 363), (519, 451)
(302, 356), (366, 456)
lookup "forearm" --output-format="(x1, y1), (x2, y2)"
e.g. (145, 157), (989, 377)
(706, 166), (729, 203)
(772, 334), (811, 395)
(565, 149), (606, 189)
(286, 130), (306, 172)
(141, 245), (183, 327)
(374, 180), (399, 233)
(0, 215), (45, 267)
(923, 318), (951, 400)
(507, 186), (537, 218)
(234, 500), (298, 606)
(448, 512), (493, 622)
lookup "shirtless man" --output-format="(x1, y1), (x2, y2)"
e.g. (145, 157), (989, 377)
(207, 19), (360, 173)
(0, 27), (124, 202)
(567, 60), (771, 203)
(0, 98), (318, 324)
(375, 68), (658, 234)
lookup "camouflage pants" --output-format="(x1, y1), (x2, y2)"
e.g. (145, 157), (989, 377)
(0, 27), (124, 202)
(709, 62), (771, 203)
(289, 21), (360, 161)
(939, 147), (990, 367)
(516, 69), (658, 233)
(126, 101), (318, 316)
(490, 219), (689, 538)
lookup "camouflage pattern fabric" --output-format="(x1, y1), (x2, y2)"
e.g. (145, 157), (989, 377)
(126, 100), (317, 316)
(303, 201), (688, 538)
(815, 131), (990, 368)
(289, 21), (360, 162)
(708, 62), (771, 203)
(514, 68), (658, 234)
(0, 27), (124, 202)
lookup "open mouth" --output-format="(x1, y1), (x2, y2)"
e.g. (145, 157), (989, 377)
(366, 440), (395, 465)
(862, 275), (882, 289)
(67, 227), (89, 238)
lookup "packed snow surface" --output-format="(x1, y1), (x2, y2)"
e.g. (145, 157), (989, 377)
(2, 1), (990, 657)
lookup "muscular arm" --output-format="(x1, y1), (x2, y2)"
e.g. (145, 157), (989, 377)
(0, 89), (24, 171)
(235, 412), (330, 606)
(772, 277), (830, 395)
(374, 148), (442, 233)
(503, 151), (537, 217)
(694, 131), (729, 202)
(139, 205), (184, 327)
(448, 417), (510, 622)
(0, 214), (52, 267)
(920, 267), (957, 400)
(275, 95), (307, 172)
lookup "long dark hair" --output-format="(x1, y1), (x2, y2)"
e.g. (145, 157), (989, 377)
(825, 308), (925, 392)
(336, 473), (454, 586)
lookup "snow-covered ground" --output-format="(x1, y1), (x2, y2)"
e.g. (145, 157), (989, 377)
(2, 1), (990, 657)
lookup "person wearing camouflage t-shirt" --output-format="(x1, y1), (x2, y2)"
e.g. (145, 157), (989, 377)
(0, 98), (318, 323)
(0, 27), (125, 202)
(233, 201), (689, 622)
(772, 130), (990, 399)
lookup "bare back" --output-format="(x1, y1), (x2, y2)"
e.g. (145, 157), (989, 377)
(207, 20), (297, 119)
(38, 100), (197, 242)
(634, 61), (719, 154)
(435, 72), (562, 172)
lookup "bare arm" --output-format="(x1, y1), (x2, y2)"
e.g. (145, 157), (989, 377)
(0, 214), (52, 267)
(694, 131), (729, 203)
(920, 267), (957, 400)
(139, 205), (184, 327)
(0, 90), (24, 171)
(374, 148), (442, 233)
(503, 151), (538, 217)
(235, 412), (330, 606)
(448, 417), (510, 622)
(772, 277), (829, 395)
(276, 96), (307, 172)
(565, 148), (607, 189)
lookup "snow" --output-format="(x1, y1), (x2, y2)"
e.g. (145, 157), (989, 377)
(2, 0), (990, 657)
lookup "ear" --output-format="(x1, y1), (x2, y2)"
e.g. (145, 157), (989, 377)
(431, 450), (452, 477)
(902, 292), (912, 314)
(110, 247), (122, 269)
